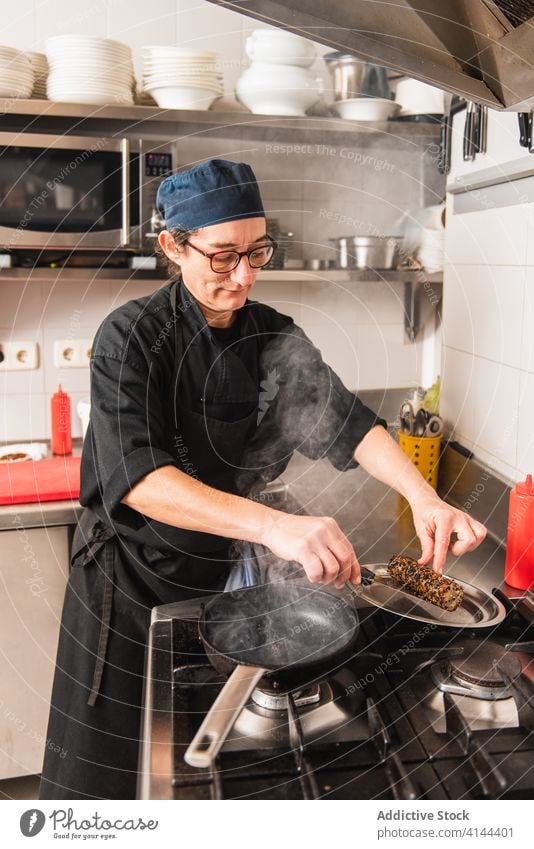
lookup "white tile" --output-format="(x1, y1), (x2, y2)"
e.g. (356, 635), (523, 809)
(35, 0), (108, 50)
(0, 393), (47, 443)
(442, 265), (476, 355)
(0, 0), (35, 52)
(445, 205), (528, 266)
(41, 280), (112, 330)
(440, 346), (476, 446)
(253, 281), (302, 325)
(0, 281), (44, 329)
(517, 371), (534, 475)
(109, 278), (166, 310)
(176, 0), (244, 94)
(471, 357), (520, 469)
(521, 267), (534, 374)
(298, 317), (422, 392)
(527, 204), (534, 266)
(471, 446), (517, 485)
(473, 266), (524, 368)
(107, 0), (177, 84)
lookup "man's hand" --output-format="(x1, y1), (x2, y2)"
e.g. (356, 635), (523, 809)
(410, 493), (487, 573)
(261, 513), (360, 589)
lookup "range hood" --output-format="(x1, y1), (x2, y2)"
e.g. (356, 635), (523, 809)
(207, 0), (534, 109)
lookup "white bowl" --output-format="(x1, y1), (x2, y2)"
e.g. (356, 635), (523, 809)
(147, 85), (219, 110)
(334, 97), (401, 121)
(245, 29), (316, 67)
(236, 62), (321, 115)
(394, 78), (444, 115)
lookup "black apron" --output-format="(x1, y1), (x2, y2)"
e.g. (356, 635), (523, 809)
(39, 283), (260, 800)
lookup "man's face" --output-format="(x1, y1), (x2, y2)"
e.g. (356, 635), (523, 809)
(158, 218), (268, 315)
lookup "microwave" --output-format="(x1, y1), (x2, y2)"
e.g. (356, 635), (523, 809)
(0, 132), (173, 253)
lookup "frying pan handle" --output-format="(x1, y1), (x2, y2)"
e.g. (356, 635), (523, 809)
(184, 664), (265, 768)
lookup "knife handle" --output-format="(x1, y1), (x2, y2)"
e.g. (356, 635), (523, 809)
(463, 103), (475, 161)
(438, 114), (451, 174)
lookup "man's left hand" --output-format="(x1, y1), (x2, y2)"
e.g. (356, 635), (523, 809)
(410, 495), (487, 573)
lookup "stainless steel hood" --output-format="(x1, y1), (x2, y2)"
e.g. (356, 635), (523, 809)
(207, 0), (534, 109)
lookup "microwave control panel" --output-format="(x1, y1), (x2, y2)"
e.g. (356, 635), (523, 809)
(145, 152), (173, 177)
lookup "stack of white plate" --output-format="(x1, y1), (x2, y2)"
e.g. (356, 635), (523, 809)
(27, 52), (48, 98)
(0, 45), (33, 98)
(141, 46), (223, 110)
(46, 35), (134, 105)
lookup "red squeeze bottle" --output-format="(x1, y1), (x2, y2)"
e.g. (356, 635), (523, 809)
(504, 474), (534, 590)
(51, 384), (72, 456)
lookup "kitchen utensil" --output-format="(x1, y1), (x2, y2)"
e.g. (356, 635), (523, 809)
(463, 101), (476, 161)
(475, 104), (488, 153)
(184, 582), (360, 767)
(323, 54), (390, 101)
(0, 456), (81, 504)
(421, 414), (443, 437)
(518, 112), (532, 148)
(333, 97), (401, 122)
(330, 235), (401, 270)
(399, 401), (417, 434)
(437, 92), (453, 174)
(350, 564), (507, 629)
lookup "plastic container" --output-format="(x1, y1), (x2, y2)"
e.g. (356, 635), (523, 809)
(51, 384), (72, 455)
(397, 430), (443, 490)
(504, 474), (534, 590)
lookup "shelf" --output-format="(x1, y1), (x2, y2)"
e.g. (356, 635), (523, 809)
(0, 266), (167, 283)
(0, 266), (442, 285)
(0, 265), (441, 344)
(0, 98), (441, 143)
(257, 269), (443, 284)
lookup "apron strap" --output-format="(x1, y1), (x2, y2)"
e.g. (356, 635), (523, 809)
(87, 538), (115, 707)
(73, 517), (118, 708)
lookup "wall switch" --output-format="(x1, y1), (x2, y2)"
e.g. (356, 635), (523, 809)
(0, 341), (39, 371)
(53, 339), (92, 369)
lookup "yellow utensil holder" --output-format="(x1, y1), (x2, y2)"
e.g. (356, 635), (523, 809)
(397, 430), (443, 490)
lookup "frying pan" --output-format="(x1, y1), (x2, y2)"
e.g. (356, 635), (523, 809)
(184, 582), (359, 768)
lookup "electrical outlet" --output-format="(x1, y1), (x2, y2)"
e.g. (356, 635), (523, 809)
(0, 341), (39, 371)
(53, 339), (92, 368)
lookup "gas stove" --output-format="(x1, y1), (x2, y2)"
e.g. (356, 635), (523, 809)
(138, 582), (534, 800)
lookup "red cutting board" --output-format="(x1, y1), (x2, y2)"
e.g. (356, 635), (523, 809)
(0, 456), (81, 505)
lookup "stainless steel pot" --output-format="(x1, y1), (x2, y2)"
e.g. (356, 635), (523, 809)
(324, 53), (390, 101)
(330, 235), (401, 270)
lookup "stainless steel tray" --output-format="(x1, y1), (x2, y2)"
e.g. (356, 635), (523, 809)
(357, 563), (507, 629)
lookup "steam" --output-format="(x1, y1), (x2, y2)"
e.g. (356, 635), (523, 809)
(229, 321), (358, 590)
(236, 322), (354, 498)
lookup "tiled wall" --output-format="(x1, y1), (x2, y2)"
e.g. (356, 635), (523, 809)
(0, 0), (445, 443)
(441, 109), (534, 483)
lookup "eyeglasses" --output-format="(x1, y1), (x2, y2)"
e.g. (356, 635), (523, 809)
(183, 234), (277, 273)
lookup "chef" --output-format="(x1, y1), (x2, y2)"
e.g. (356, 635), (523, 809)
(39, 159), (486, 801)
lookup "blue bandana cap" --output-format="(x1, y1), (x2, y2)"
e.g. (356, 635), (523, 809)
(156, 158), (265, 231)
